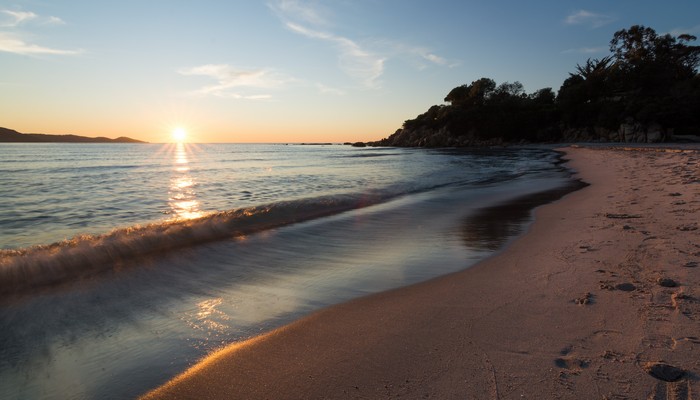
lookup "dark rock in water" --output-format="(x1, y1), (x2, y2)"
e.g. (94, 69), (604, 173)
(351, 142), (367, 147)
(643, 362), (685, 382)
(615, 282), (636, 292)
(657, 277), (678, 287)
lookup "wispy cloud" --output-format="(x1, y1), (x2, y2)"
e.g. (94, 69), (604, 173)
(268, 0), (448, 89)
(564, 10), (615, 29)
(384, 40), (458, 68)
(272, 0), (329, 27)
(1, 10), (37, 26)
(562, 46), (607, 55)
(285, 21), (385, 88)
(316, 83), (345, 96)
(0, 32), (81, 55)
(669, 25), (700, 37)
(1, 9), (65, 27)
(0, 9), (76, 56)
(178, 64), (294, 99)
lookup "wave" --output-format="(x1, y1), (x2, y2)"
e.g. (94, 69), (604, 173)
(0, 193), (389, 297)
(334, 153), (403, 158)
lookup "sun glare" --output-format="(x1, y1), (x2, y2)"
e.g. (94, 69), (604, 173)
(172, 127), (187, 143)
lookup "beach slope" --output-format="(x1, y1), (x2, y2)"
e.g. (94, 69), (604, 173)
(143, 146), (700, 399)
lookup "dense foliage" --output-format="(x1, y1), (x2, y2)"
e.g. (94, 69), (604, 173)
(373, 25), (700, 146)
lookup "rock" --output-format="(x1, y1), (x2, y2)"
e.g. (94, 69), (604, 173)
(682, 261), (698, 268)
(351, 142), (366, 147)
(643, 362), (685, 382)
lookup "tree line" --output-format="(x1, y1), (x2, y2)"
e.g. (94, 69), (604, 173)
(372, 25), (700, 146)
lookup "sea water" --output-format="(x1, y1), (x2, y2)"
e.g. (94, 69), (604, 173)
(0, 143), (578, 399)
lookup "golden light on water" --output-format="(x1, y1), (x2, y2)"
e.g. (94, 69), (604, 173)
(168, 143), (204, 220)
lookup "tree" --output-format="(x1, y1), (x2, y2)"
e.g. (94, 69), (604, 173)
(493, 81), (525, 99)
(467, 78), (497, 104)
(444, 84), (470, 105)
(530, 88), (555, 105)
(444, 78), (496, 106)
(610, 25), (659, 69)
(610, 25), (700, 92)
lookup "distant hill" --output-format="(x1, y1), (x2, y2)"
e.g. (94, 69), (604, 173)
(0, 127), (146, 143)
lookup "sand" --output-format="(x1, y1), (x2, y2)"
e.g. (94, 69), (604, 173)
(142, 146), (700, 399)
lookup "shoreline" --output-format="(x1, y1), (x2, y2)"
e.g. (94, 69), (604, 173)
(143, 145), (700, 399)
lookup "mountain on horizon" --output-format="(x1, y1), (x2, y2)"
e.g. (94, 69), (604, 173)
(0, 127), (146, 143)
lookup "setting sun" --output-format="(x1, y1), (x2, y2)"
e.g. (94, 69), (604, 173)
(172, 127), (187, 142)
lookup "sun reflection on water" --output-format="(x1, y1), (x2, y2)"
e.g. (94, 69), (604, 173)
(169, 143), (204, 220)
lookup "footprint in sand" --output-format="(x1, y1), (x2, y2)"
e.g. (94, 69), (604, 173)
(574, 292), (594, 305)
(657, 277), (679, 288)
(644, 362), (685, 382)
(646, 364), (691, 400)
(554, 356), (589, 370)
(676, 224), (698, 231)
(615, 282), (637, 292)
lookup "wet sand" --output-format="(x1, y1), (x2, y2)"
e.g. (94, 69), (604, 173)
(143, 146), (700, 399)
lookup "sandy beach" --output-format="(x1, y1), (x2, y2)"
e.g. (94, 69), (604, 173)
(143, 146), (700, 399)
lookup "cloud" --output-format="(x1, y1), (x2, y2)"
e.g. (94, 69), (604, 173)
(422, 52), (447, 65)
(1, 10), (37, 26)
(561, 46), (607, 55)
(669, 25), (700, 37)
(0, 32), (81, 55)
(45, 16), (66, 25)
(564, 10), (615, 29)
(178, 64), (294, 99)
(283, 20), (386, 89)
(385, 41), (457, 68)
(269, 0), (448, 89)
(316, 83), (345, 96)
(270, 0), (328, 27)
(1, 9), (64, 27)
(0, 9), (75, 56)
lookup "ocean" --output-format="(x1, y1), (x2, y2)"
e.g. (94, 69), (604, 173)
(0, 143), (579, 399)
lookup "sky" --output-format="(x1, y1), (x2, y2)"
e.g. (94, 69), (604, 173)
(1, 1), (699, 143)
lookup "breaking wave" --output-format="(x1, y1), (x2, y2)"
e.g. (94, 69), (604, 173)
(0, 193), (387, 296)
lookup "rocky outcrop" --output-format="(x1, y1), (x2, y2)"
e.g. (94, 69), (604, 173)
(618, 120), (671, 143)
(561, 120), (673, 143)
(370, 119), (676, 148)
(369, 126), (508, 148)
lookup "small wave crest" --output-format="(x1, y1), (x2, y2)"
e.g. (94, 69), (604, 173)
(0, 194), (383, 297)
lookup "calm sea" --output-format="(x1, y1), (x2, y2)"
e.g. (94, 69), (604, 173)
(0, 143), (578, 399)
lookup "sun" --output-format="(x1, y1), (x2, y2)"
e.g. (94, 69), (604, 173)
(172, 127), (187, 143)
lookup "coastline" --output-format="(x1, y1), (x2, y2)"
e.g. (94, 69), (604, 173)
(143, 145), (700, 399)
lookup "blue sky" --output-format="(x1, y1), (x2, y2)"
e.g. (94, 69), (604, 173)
(1, 1), (699, 143)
